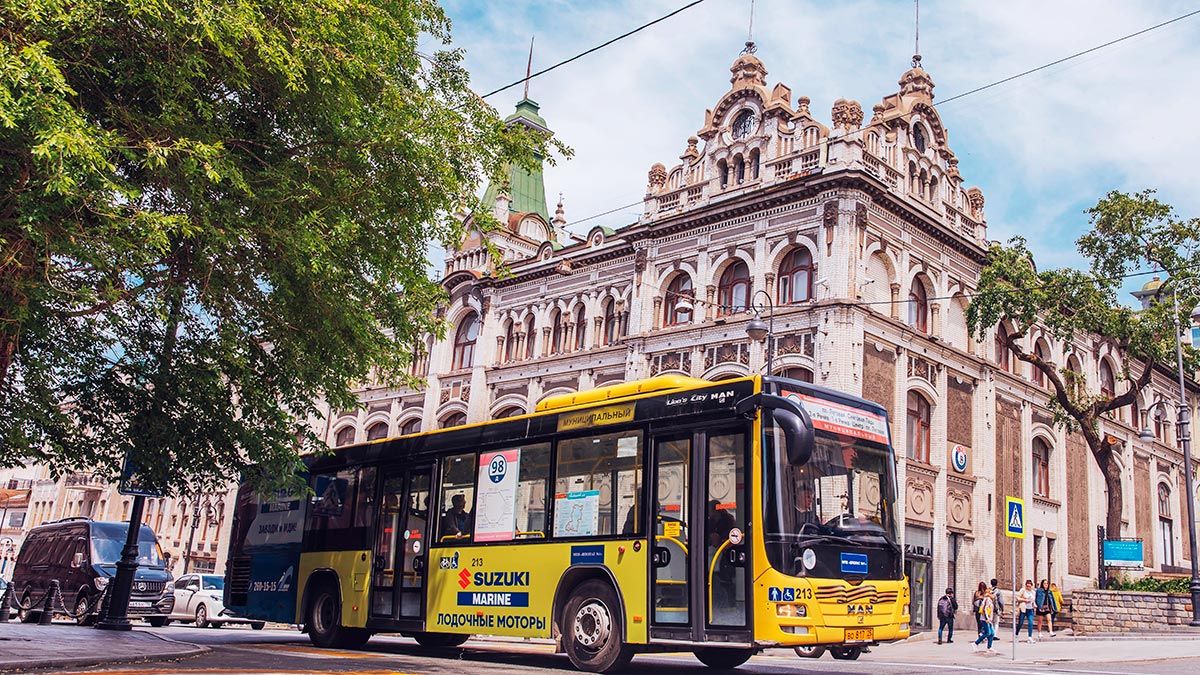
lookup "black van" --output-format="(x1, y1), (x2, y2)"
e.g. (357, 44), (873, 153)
(11, 518), (174, 625)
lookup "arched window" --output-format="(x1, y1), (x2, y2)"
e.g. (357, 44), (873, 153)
(1032, 438), (1051, 498)
(365, 422), (388, 441)
(603, 299), (621, 346)
(717, 159), (729, 188)
(913, 124), (927, 153)
(778, 248), (815, 305)
(664, 274), (694, 327)
(929, 175), (939, 205)
(1099, 359), (1116, 399)
(778, 367), (814, 383)
(1153, 404), (1165, 440)
(1033, 340), (1050, 387)
(908, 278), (929, 333)
(334, 426), (356, 447)
(494, 406), (523, 419)
(749, 149), (760, 179)
(1066, 354), (1084, 396)
(399, 418), (421, 436)
(1158, 482), (1175, 567)
(550, 309), (564, 355)
(995, 324), (1012, 372)
(906, 391), (931, 463)
(718, 261), (751, 316)
(441, 412), (466, 429)
(734, 155), (746, 184)
(574, 305), (587, 351)
(908, 161), (919, 194)
(523, 315), (536, 359)
(504, 321), (516, 363)
(452, 312), (479, 370)
(919, 168), (929, 200)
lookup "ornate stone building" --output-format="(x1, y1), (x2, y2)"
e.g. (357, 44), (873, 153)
(324, 50), (1200, 630)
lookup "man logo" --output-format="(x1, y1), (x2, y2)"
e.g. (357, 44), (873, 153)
(846, 604), (874, 615)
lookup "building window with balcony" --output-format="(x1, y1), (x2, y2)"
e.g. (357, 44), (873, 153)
(334, 426), (356, 447)
(718, 261), (751, 316)
(664, 274), (694, 327)
(778, 248), (815, 305)
(906, 391), (932, 463)
(1158, 482), (1175, 567)
(908, 278), (929, 333)
(1032, 437), (1051, 498)
(452, 312), (479, 370)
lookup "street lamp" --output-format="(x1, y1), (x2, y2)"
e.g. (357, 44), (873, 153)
(745, 289), (775, 375)
(1140, 289), (1200, 626)
(184, 494), (215, 575)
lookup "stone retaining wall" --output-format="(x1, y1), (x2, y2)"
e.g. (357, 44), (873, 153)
(1071, 589), (1194, 634)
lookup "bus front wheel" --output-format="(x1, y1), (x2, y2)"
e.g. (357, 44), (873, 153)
(829, 646), (862, 660)
(693, 647), (754, 669)
(562, 580), (635, 673)
(795, 645), (826, 658)
(306, 584), (371, 650)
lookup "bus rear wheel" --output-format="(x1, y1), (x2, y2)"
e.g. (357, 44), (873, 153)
(795, 645), (826, 658)
(562, 580), (634, 673)
(413, 632), (470, 648)
(693, 647), (754, 669)
(829, 646), (862, 660)
(306, 584), (371, 650)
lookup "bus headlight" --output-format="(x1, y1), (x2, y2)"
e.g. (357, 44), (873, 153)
(776, 603), (807, 618)
(781, 625), (809, 635)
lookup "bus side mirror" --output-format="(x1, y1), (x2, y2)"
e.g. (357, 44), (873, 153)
(736, 394), (815, 465)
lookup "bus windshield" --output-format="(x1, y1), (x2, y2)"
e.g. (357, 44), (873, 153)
(763, 395), (902, 580)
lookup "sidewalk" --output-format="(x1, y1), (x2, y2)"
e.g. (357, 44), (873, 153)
(0, 622), (207, 672)
(866, 630), (1200, 667)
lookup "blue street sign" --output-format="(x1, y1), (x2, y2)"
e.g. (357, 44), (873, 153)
(1005, 497), (1024, 539)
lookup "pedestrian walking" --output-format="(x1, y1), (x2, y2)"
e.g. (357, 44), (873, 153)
(1050, 582), (1065, 632)
(972, 581), (988, 637)
(1035, 579), (1057, 637)
(972, 588), (997, 654)
(1014, 579), (1036, 643)
(989, 577), (1005, 640)
(936, 587), (958, 644)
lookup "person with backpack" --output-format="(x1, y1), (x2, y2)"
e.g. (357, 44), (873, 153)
(936, 587), (958, 644)
(972, 581), (988, 637)
(989, 578), (1005, 641)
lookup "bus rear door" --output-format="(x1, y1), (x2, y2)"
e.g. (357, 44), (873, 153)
(370, 465), (433, 627)
(649, 427), (751, 645)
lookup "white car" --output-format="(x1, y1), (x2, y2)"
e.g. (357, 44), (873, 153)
(167, 573), (264, 629)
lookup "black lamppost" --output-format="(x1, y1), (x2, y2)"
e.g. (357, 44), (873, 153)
(1139, 290), (1200, 626)
(745, 289), (775, 375)
(184, 494), (214, 575)
(95, 495), (146, 631)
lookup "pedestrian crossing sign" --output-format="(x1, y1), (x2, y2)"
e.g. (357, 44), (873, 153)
(1005, 497), (1025, 539)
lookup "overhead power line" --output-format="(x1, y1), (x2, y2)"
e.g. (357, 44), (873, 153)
(479, 0), (710, 100)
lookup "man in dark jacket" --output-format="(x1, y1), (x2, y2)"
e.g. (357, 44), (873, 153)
(936, 587), (958, 644)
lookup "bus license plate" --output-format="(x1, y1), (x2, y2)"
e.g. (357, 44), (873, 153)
(845, 628), (873, 642)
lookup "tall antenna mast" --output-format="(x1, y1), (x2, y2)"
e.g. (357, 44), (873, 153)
(742, 0), (757, 54)
(913, 0), (922, 67)
(523, 36), (535, 100)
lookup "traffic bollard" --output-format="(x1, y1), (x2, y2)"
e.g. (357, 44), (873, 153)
(0, 584), (11, 622)
(37, 581), (56, 625)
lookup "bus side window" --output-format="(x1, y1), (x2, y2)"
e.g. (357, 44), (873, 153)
(437, 453), (476, 543)
(553, 430), (643, 538)
(514, 444), (550, 539)
(305, 469), (358, 550)
(354, 467), (377, 530)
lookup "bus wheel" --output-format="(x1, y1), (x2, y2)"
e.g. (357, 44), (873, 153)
(306, 584), (371, 650)
(563, 580), (635, 673)
(795, 645), (826, 658)
(693, 647), (753, 669)
(829, 646), (861, 660)
(413, 632), (470, 648)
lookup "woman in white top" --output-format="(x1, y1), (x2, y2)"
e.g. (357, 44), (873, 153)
(1013, 579), (1036, 643)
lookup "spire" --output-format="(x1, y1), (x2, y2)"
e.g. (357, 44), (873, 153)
(913, 0), (921, 68)
(523, 36), (534, 101)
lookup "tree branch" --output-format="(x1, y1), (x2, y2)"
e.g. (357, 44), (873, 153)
(1003, 330), (1087, 420)
(1099, 357), (1154, 416)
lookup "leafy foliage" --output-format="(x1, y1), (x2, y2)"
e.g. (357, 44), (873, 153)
(968, 190), (1200, 534)
(1, 0), (565, 493)
(1108, 574), (1192, 594)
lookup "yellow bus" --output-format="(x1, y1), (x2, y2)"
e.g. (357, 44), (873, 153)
(224, 374), (909, 671)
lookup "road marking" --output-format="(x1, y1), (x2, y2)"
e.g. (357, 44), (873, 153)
(866, 660), (1168, 675)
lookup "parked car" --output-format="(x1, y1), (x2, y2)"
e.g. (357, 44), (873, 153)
(167, 573), (264, 629)
(10, 518), (173, 625)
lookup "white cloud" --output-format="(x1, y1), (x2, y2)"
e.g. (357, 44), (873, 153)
(442, 0), (1200, 277)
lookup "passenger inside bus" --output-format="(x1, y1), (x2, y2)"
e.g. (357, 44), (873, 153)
(440, 494), (472, 538)
(707, 500), (737, 615)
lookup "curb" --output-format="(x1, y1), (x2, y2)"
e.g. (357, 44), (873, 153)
(0, 631), (209, 673)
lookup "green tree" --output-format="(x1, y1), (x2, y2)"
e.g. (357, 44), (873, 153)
(968, 190), (1200, 537)
(1, 0), (563, 492)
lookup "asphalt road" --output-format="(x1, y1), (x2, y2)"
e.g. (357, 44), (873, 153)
(36, 626), (1200, 675)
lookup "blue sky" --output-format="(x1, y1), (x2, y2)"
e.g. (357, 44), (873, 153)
(437, 0), (1200, 297)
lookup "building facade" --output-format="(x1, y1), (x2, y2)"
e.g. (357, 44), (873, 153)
(326, 48), (1200, 631)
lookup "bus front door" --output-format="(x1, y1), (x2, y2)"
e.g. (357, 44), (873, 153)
(651, 428), (751, 644)
(371, 466), (434, 626)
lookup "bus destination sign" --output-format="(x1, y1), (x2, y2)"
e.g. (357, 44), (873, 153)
(784, 391), (889, 445)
